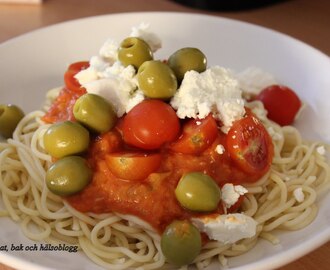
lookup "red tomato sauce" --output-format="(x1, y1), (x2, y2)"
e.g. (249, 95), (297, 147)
(43, 87), (272, 233)
(42, 87), (86, 123)
(67, 132), (254, 232)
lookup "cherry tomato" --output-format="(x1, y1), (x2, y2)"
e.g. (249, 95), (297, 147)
(227, 115), (273, 177)
(170, 114), (218, 155)
(68, 61), (89, 72)
(122, 100), (180, 150)
(43, 62), (89, 124)
(105, 152), (162, 181)
(64, 61), (89, 94)
(90, 131), (123, 157)
(255, 85), (301, 126)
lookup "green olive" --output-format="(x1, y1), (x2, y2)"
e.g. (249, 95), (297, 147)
(46, 156), (92, 196)
(168, 47), (207, 81)
(175, 172), (221, 212)
(161, 220), (201, 266)
(137, 60), (177, 99)
(0, 104), (24, 138)
(73, 93), (117, 134)
(43, 121), (89, 158)
(118, 37), (153, 69)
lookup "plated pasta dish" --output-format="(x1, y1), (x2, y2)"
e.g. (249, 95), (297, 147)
(0, 23), (329, 270)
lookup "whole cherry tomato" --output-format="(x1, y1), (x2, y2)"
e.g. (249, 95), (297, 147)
(64, 61), (89, 94)
(256, 85), (301, 126)
(122, 100), (180, 150)
(42, 62), (89, 123)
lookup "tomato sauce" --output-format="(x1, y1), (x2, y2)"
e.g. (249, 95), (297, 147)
(42, 87), (86, 124)
(43, 86), (272, 233)
(65, 130), (263, 232)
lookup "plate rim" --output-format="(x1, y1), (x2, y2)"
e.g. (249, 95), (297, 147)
(1, 11), (329, 60)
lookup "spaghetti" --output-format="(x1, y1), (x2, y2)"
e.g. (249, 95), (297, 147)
(1, 93), (329, 269)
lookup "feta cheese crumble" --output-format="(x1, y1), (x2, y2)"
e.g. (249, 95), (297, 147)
(74, 23), (162, 117)
(221, 183), (248, 208)
(316, 145), (326, 155)
(74, 23), (277, 135)
(99, 38), (120, 64)
(215, 144), (225, 155)
(191, 213), (257, 244)
(236, 67), (277, 95)
(81, 77), (138, 117)
(171, 66), (245, 133)
(293, 187), (305, 203)
(130, 22), (162, 53)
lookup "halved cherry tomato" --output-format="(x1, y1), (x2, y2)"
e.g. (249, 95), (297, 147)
(90, 131), (123, 157)
(227, 115), (273, 177)
(64, 61), (89, 94)
(122, 100), (180, 150)
(105, 152), (162, 181)
(68, 61), (90, 72)
(170, 114), (218, 155)
(255, 85), (301, 126)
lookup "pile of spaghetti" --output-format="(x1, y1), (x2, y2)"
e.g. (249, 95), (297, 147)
(1, 27), (330, 270)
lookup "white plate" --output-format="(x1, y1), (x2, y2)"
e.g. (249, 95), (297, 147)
(0, 12), (330, 270)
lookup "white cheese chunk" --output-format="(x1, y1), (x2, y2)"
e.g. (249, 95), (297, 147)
(293, 187), (305, 203)
(126, 90), (145, 112)
(215, 144), (225, 155)
(74, 67), (98, 85)
(83, 77), (137, 117)
(74, 23), (164, 115)
(90, 55), (110, 71)
(316, 145), (326, 155)
(101, 62), (136, 81)
(99, 38), (119, 64)
(78, 62), (141, 117)
(129, 22), (162, 52)
(192, 213), (257, 244)
(236, 67), (277, 95)
(221, 183), (248, 208)
(171, 66), (245, 133)
(74, 56), (111, 85)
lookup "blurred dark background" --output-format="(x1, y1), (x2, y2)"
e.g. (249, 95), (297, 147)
(172, 0), (289, 11)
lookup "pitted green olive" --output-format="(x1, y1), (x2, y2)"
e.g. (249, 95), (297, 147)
(137, 60), (177, 99)
(0, 104), (24, 138)
(161, 220), (201, 266)
(118, 37), (153, 69)
(168, 47), (207, 81)
(46, 156), (92, 196)
(43, 121), (89, 158)
(73, 93), (117, 133)
(175, 172), (221, 212)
